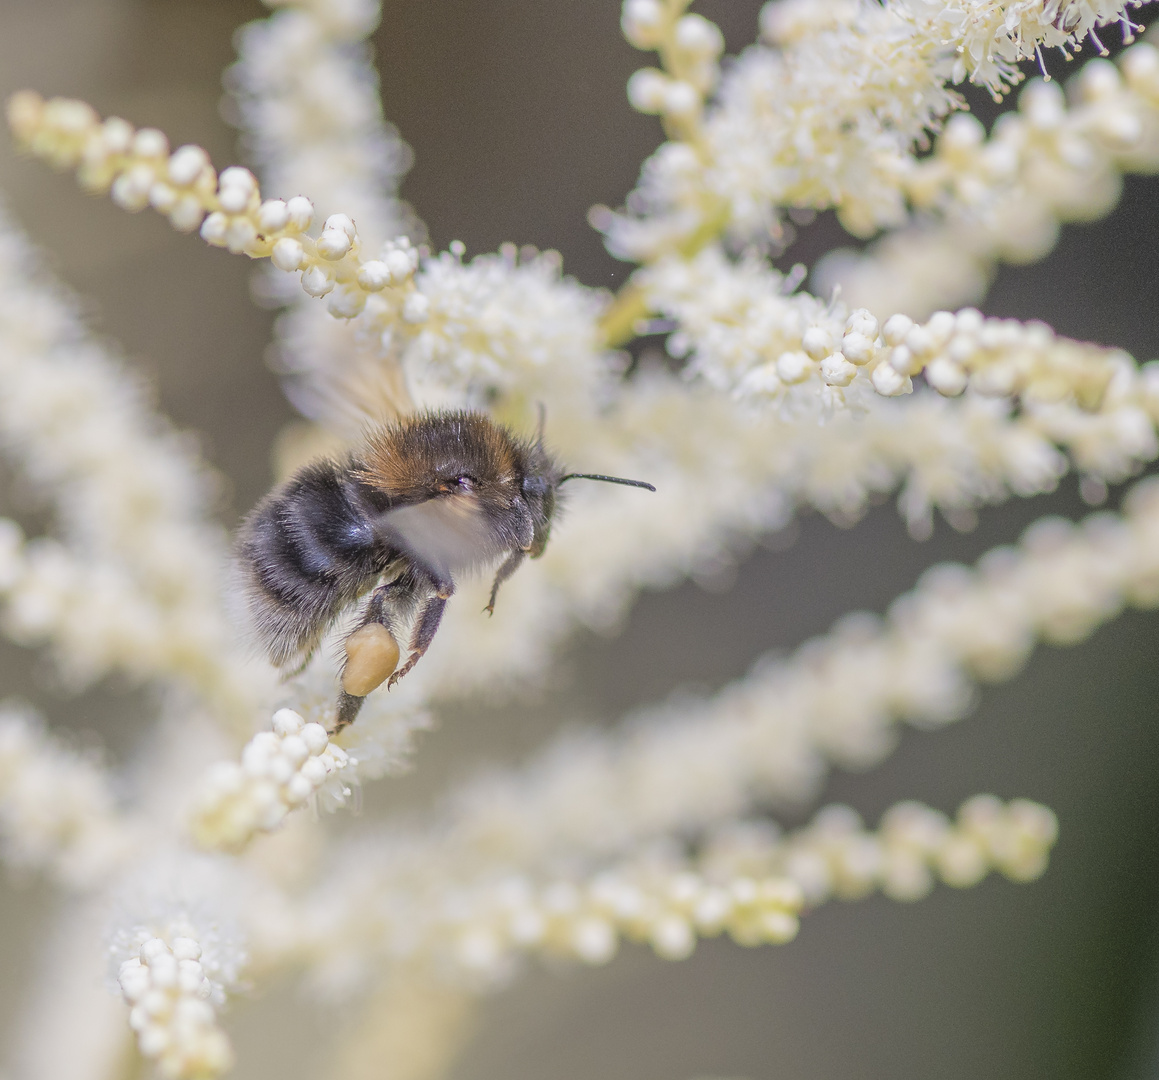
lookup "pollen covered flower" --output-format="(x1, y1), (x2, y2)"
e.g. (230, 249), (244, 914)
(190, 709), (356, 851)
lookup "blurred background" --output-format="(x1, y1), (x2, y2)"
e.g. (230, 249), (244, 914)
(1, 1), (1159, 1078)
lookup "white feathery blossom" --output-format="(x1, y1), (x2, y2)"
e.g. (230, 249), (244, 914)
(227, 0), (415, 249)
(819, 45), (1159, 317)
(6, 92), (421, 321)
(399, 353), (1158, 694)
(704, 796), (1059, 904)
(603, 0), (1147, 259)
(112, 909), (244, 1080)
(226, 0), (422, 429)
(279, 243), (612, 434)
(401, 245), (609, 412)
(924, 0), (1147, 89)
(640, 244), (1152, 413)
(106, 859), (249, 1079)
(8, 95), (610, 433)
(281, 854), (804, 985)
(189, 709), (356, 851)
(261, 795), (1052, 989)
(25, 82), (1156, 689)
(117, 936), (234, 1079)
(0, 703), (131, 886)
(0, 209), (263, 719)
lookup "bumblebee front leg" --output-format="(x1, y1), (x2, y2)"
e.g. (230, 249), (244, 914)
(388, 575), (454, 688)
(484, 549), (526, 615)
(332, 579), (410, 734)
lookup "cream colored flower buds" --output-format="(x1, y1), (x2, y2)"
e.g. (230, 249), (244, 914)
(341, 622), (400, 697)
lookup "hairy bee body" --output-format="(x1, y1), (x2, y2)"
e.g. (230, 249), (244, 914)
(236, 409), (650, 731)
(237, 457), (395, 669)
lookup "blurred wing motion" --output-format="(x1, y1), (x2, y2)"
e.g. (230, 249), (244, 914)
(378, 493), (499, 579)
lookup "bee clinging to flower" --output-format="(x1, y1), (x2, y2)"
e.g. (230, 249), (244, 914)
(235, 409), (654, 731)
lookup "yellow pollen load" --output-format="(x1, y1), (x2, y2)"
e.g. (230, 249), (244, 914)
(341, 622), (400, 696)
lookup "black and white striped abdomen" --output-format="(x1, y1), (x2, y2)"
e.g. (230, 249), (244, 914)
(235, 458), (388, 667)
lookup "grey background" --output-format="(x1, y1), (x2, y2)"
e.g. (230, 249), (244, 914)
(0, 1), (1158, 1079)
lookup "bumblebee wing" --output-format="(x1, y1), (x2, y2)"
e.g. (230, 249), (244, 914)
(378, 493), (496, 579)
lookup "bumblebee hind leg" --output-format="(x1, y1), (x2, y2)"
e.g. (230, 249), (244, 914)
(388, 576), (454, 688)
(334, 691), (366, 733)
(331, 576), (413, 734)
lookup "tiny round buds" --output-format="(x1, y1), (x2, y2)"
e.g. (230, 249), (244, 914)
(882, 313), (915, 346)
(216, 167), (257, 213)
(845, 308), (879, 339)
(925, 357), (968, 396)
(285, 195), (314, 231)
(821, 353), (857, 387)
(840, 332), (876, 365)
(776, 351), (812, 384)
(315, 227), (353, 260)
(328, 285), (366, 318)
(272, 708), (304, 736)
(169, 195), (205, 233)
(271, 237), (305, 272)
(402, 292), (430, 323)
(663, 81), (700, 118)
(622, 0), (665, 48)
(323, 213), (356, 240)
(217, 186), (250, 215)
(384, 247), (416, 281)
(872, 362), (912, 396)
(168, 145), (210, 186)
(132, 128), (169, 159)
(149, 184), (177, 213)
(357, 260), (392, 290)
(257, 199), (289, 233)
(674, 14), (723, 56)
(627, 68), (669, 114)
(300, 265), (335, 297)
(101, 117), (135, 154)
(801, 326), (833, 360)
(217, 166), (256, 192)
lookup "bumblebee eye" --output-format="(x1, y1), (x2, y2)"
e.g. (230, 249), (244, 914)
(456, 475), (475, 491)
(522, 475), (550, 498)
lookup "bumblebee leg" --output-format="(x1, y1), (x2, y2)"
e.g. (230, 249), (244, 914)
(332, 578), (415, 732)
(332, 691), (365, 734)
(484, 549), (526, 615)
(388, 578), (454, 687)
(362, 575), (414, 630)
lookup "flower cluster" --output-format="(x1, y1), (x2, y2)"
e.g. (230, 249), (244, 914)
(254, 794), (1052, 998)
(641, 244), (1140, 409)
(820, 43), (1159, 318)
(118, 935), (234, 1079)
(0, 206), (262, 720)
(603, 0), (1146, 261)
(226, 0), (415, 249)
(0, 703), (130, 886)
(723, 796), (1060, 904)
(6, 92), (420, 321)
(190, 709), (355, 851)
(2, 0), (1156, 1077)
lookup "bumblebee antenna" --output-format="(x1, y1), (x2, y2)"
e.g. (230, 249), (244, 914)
(558, 473), (656, 491)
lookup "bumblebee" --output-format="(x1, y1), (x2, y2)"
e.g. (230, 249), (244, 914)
(235, 410), (653, 730)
